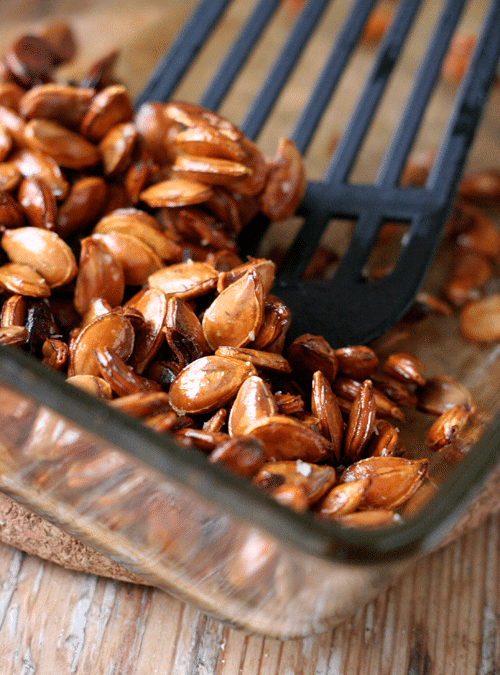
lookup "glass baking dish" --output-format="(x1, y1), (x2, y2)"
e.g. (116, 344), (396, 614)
(1, 0), (500, 639)
(1, 333), (500, 639)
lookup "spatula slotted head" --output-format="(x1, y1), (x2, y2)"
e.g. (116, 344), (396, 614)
(139, 0), (500, 347)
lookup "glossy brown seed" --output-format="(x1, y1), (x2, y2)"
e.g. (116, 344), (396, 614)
(101, 206), (163, 230)
(165, 296), (209, 356)
(413, 291), (454, 318)
(134, 101), (178, 165)
(443, 411), (491, 463)
(343, 379), (376, 464)
(383, 352), (426, 386)
(311, 370), (344, 464)
(79, 49), (121, 91)
(41, 338), (68, 370)
(334, 377), (405, 421)
(22, 298), (58, 350)
(335, 345), (379, 378)
(174, 125), (246, 162)
(0, 123), (12, 162)
(57, 176), (108, 239)
(17, 176), (57, 230)
(12, 148), (69, 199)
(79, 299), (112, 333)
(0, 161), (21, 192)
(169, 355), (256, 415)
(68, 311), (135, 377)
(225, 529), (278, 591)
(235, 136), (269, 197)
(90, 231), (163, 286)
(316, 478), (371, 518)
(126, 287), (167, 374)
(443, 248), (492, 307)
(274, 392), (305, 416)
(441, 33), (476, 83)
(122, 143), (153, 203)
(144, 411), (181, 433)
(164, 101), (243, 141)
(208, 436), (265, 478)
(0, 106), (28, 148)
(334, 509), (397, 528)
(286, 333), (338, 385)
(400, 149), (435, 187)
(260, 138), (306, 220)
(175, 428), (231, 452)
(99, 121), (137, 176)
(94, 346), (162, 396)
(24, 118), (101, 170)
(425, 403), (471, 450)
(205, 250), (241, 272)
(0, 82), (25, 111)
(172, 153), (252, 186)
(418, 375), (475, 416)
(228, 375), (278, 436)
(268, 483), (310, 512)
(93, 210), (181, 262)
(140, 178), (213, 208)
(365, 419), (403, 457)
(360, 6), (393, 44)
(459, 293), (500, 343)
(66, 374), (113, 399)
(202, 270), (265, 350)
(454, 203), (500, 258)
(0, 190), (25, 228)
(80, 84), (134, 141)
(458, 168), (500, 205)
(5, 35), (55, 87)
(65, 450), (128, 491)
(148, 260), (218, 300)
(172, 206), (239, 253)
(253, 460), (336, 505)
(37, 21), (77, 66)
(204, 187), (242, 235)
(0, 262), (50, 298)
(0, 325), (28, 345)
(73, 236), (125, 315)
(217, 258), (276, 294)
(102, 181), (128, 213)
(370, 372), (418, 408)
(109, 391), (171, 417)
(301, 245), (338, 280)
(0, 294), (26, 326)
(244, 415), (334, 463)
(203, 408), (227, 433)
(251, 295), (291, 351)
(19, 83), (95, 127)
(400, 479), (439, 517)
(2, 227), (77, 288)
(145, 496), (203, 563)
(340, 456), (428, 510)
(215, 346), (292, 373)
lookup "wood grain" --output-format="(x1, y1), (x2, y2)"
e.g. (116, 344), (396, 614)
(0, 513), (499, 674)
(0, 1), (499, 672)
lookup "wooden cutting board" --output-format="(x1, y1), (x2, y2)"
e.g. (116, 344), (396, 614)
(0, 1), (499, 672)
(0, 514), (499, 674)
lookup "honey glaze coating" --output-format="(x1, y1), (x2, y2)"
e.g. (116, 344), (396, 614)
(0, 17), (493, 539)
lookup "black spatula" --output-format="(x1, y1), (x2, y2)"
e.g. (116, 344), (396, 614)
(137, 0), (500, 347)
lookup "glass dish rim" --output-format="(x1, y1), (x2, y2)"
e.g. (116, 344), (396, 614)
(1, 344), (499, 567)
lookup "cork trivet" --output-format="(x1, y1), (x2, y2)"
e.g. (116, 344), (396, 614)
(0, 491), (148, 585)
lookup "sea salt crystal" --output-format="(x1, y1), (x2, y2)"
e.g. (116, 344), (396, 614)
(296, 459), (311, 476)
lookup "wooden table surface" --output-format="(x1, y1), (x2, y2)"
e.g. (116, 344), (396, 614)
(1, 1), (500, 673)
(0, 512), (499, 674)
